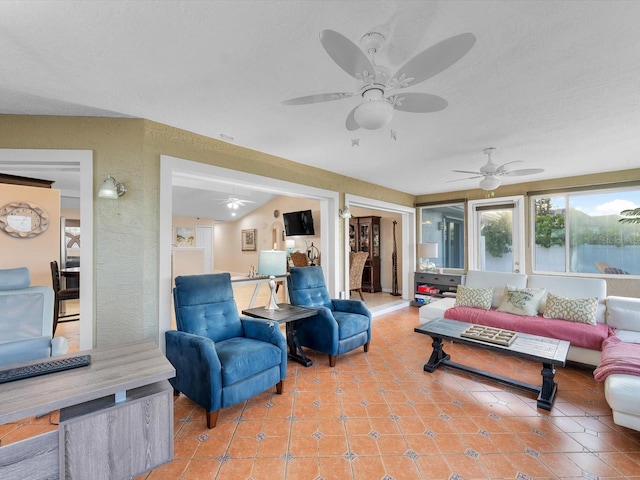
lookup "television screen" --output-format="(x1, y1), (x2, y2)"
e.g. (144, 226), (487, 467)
(283, 209), (315, 236)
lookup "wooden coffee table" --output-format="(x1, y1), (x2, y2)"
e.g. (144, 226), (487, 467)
(414, 317), (570, 410)
(242, 304), (317, 367)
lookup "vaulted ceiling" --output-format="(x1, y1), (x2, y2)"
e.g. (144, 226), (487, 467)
(1, 1), (639, 199)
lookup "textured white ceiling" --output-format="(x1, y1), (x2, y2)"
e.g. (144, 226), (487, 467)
(1, 1), (639, 196)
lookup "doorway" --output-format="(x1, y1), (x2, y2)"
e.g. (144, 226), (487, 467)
(159, 155), (340, 349)
(0, 149), (94, 350)
(468, 196), (525, 273)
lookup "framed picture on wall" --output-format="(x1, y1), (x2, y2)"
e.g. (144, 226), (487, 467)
(241, 229), (256, 251)
(175, 227), (195, 247)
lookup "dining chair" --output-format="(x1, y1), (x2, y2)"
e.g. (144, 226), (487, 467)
(290, 251), (309, 267)
(349, 251), (369, 301)
(50, 261), (80, 334)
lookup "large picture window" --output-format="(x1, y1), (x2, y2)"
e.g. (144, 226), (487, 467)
(419, 203), (465, 270)
(531, 187), (640, 275)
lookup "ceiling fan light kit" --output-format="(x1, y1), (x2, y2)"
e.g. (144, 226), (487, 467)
(451, 147), (545, 191)
(283, 28), (476, 132)
(354, 89), (394, 130)
(479, 175), (501, 191)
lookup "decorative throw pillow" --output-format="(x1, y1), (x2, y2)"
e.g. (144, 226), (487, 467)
(454, 285), (493, 310)
(543, 293), (598, 325)
(497, 286), (546, 317)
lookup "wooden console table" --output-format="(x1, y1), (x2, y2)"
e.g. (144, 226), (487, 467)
(0, 339), (175, 480)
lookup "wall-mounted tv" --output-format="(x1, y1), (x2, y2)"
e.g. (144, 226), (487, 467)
(283, 209), (315, 236)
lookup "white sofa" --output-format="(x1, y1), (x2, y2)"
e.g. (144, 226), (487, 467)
(418, 270), (640, 431)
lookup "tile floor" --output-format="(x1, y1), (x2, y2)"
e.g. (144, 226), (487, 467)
(136, 307), (640, 480)
(3, 298), (639, 479)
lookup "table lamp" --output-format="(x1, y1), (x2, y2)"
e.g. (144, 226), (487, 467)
(257, 250), (287, 310)
(418, 243), (438, 272)
(285, 239), (295, 257)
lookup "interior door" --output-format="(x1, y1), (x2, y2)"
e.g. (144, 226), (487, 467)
(196, 225), (213, 273)
(468, 196), (525, 273)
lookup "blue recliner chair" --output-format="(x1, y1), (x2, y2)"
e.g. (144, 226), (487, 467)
(0, 267), (68, 367)
(287, 266), (372, 367)
(166, 273), (287, 428)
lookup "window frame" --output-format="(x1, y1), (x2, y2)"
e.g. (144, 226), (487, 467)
(418, 201), (466, 272)
(529, 185), (640, 277)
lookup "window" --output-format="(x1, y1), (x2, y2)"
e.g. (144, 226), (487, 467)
(419, 203), (465, 270)
(531, 187), (640, 275)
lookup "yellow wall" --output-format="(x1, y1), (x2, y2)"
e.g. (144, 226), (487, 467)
(1, 114), (637, 349)
(0, 183), (60, 287)
(0, 115), (413, 348)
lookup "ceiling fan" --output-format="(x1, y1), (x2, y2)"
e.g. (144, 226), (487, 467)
(282, 29), (476, 131)
(216, 197), (256, 210)
(451, 148), (545, 191)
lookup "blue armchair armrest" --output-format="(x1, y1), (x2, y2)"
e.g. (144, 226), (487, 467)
(165, 330), (222, 411)
(293, 306), (339, 355)
(331, 299), (372, 318)
(241, 317), (287, 378)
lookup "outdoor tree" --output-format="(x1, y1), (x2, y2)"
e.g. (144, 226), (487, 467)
(619, 207), (640, 224)
(535, 198), (565, 248)
(482, 213), (512, 257)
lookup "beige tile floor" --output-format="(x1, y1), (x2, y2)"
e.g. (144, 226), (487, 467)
(5, 293), (640, 479)
(133, 307), (640, 479)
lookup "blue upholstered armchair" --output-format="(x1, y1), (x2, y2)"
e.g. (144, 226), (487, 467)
(166, 273), (287, 428)
(287, 266), (371, 367)
(0, 267), (68, 367)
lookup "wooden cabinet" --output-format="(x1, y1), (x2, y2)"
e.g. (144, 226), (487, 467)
(414, 272), (465, 299)
(350, 216), (381, 293)
(0, 340), (174, 480)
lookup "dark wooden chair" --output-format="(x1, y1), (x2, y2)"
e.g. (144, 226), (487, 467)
(50, 261), (80, 334)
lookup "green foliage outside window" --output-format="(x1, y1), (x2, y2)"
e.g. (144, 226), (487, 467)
(534, 198), (565, 248)
(482, 213), (512, 257)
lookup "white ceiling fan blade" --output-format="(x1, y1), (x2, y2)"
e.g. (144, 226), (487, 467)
(390, 92), (448, 113)
(345, 106), (360, 131)
(452, 169), (483, 175)
(496, 160), (523, 172)
(282, 92), (355, 106)
(392, 33), (476, 88)
(447, 175), (484, 183)
(320, 29), (375, 80)
(504, 168), (545, 177)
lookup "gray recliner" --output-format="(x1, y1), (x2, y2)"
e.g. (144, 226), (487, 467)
(0, 267), (68, 367)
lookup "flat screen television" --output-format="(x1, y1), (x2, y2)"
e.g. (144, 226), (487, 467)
(283, 209), (315, 236)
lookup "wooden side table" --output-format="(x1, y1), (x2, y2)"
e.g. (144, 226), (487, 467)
(242, 304), (317, 367)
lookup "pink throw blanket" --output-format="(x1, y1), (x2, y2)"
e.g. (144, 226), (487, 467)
(594, 335), (640, 381)
(444, 306), (612, 351)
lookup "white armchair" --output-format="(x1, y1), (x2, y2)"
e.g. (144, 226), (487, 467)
(0, 267), (68, 367)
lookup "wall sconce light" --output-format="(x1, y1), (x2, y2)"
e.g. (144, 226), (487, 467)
(98, 174), (127, 199)
(339, 206), (352, 219)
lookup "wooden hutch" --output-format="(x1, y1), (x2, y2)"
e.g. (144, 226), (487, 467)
(349, 216), (381, 293)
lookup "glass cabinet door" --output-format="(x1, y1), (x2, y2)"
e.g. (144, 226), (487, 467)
(359, 224), (369, 252)
(349, 222), (356, 252)
(373, 224), (380, 257)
